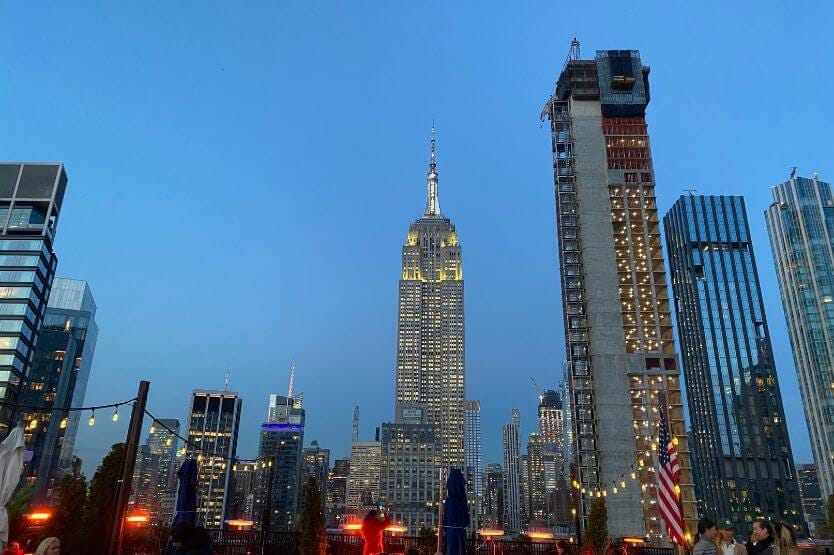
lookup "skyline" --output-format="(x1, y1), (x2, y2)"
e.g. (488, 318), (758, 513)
(1, 2), (833, 473)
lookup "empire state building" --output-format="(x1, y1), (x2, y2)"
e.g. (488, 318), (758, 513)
(395, 131), (465, 470)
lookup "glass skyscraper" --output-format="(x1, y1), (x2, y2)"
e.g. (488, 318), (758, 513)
(765, 174), (834, 499)
(0, 163), (67, 432)
(20, 278), (97, 499)
(664, 195), (802, 532)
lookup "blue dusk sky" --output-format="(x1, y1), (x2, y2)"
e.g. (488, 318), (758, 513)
(1, 2), (832, 473)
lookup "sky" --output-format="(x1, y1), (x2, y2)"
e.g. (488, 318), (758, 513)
(1, 2), (832, 474)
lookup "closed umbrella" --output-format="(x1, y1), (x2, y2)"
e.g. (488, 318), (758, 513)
(442, 468), (469, 555)
(0, 427), (25, 547)
(164, 458), (199, 555)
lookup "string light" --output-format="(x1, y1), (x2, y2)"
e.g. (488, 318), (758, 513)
(59, 416), (67, 429)
(28, 418), (38, 430)
(112, 408), (119, 422)
(88, 410), (95, 426)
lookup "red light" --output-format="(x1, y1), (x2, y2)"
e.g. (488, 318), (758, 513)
(623, 537), (646, 545)
(527, 531), (555, 540)
(125, 512), (149, 524)
(225, 519), (254, 529)
(25, 511), (51, 522)
(342, 521), (362, 531)
(479, 529), (504, 537)
(385, 524), (408, 534)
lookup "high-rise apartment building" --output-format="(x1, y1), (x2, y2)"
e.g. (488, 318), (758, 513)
(483, 463), (504, 529)
(300, 440), (330, 512)
(797, 464), (827, 537)
(186, 390), (242, 527)
(327, 459), (350, 527)
(465, 400), (482, 528)
(766, 174), (834, 498)
(148, 418), (180, 498)
(379, 404), (439, 533)
(542, 44), (695, 538)
(538, 390), (565, 481)
(665, 195), (803, 533)
(526, 433), (547, 524)
(129, 418), (180, 520)
(258, 394), (305, 529)
(502, 409), (522, 532)
(395, 132), (465, 471)
(347, 440), (381, 513)
(230, 459), (259, 523)
(20, 278), (98, 499)
(129, 444), (160, 514)
(0, 163), (67, 433)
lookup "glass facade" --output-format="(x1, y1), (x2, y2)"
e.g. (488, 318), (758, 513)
(20, 278), (97, 500)
(186, 390), (242, 528)
(0, 163), (67, 432)
(765, 175), (834, 500)
(665, 195), (803, 533)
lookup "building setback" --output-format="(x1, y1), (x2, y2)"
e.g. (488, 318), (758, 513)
(542, 44), (696, 539)
(0, 163), (67, 433)
(186, 390), (242, 527)
(765, 174), (834, 499)
(502, 409), (522, 532)
(395, 131), (465, 472)
(665, 194), (803, 533)
(20, 278), (98, 499)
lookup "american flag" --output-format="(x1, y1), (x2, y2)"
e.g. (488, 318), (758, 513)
(657, 400), (685, 545)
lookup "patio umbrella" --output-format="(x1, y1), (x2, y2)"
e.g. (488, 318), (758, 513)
(442, 468), (469, 555)
(0, 427), (25, 547)
(164, 458), (199, 555)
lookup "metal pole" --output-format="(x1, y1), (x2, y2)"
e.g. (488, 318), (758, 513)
(108, 380), (150, 555)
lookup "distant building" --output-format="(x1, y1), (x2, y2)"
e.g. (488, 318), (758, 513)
(186, 390), (242, 527)
(0, 163), (67, 433)
(20, 278), (98, 499)
(538, 390), (564, 468)
(379, 403), (440, 533)
(526, 433), (547, 524)
(327, 459), (350, 527)
(230, 459), (259, 523)
(129, 444), (160, 516)
(766, 174), (834, 498)
(300, 441), (330, 512)
(347, 441), (381, 513)
(502, 409), (522, 532)
(257, 394), (305, 530)
(797, 464), (827, 538)
(483, 463), (504, 529)
(147, 419), (180, 514)
(465, 400), (482, 529)
(665, 194), (804, 533)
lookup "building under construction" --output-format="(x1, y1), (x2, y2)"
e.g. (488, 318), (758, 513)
(542, 42), (696, 542)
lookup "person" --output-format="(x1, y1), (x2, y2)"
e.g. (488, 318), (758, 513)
(718, 519), (746, 555)
(171, 523), (213, 555)
(34, 538), (60, 555)
(747, 520), (774, 555)
(360, 509), (390, 555)
(557, 539), (570, 555)
(773, 522), (798, 555)
(694, 517), (719, 555)
(2, 542), (23, 555)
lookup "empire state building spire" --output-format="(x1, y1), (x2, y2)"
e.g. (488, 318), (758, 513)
(425, 126), (440, 216)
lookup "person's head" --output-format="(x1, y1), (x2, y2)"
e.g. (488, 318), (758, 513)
(752, 520), (773, 542)
(557, 539), (570, 554)
(698, 517), (718, 539)
(363, 509), (378, 523)
(775, 522), (797, 549)
(2, 542), (21, 555)
(171, 522), (196, 549)
(34, 537), (59, 555)
(718, 519), (736, 541)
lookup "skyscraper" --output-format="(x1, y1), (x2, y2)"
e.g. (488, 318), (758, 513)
(186, 390), (242, 527)
(526, 433), (547, 524)
(538, 390), (565, 483)
(665, 195), (803, 532)
(326, 459), (350, 527)
(129, 444), (160, 515)
(347, 440), (381, 513)
(395, 131), (465, 471)
(542, 43), (695, 538)
(20, 278), (98, 499)
(483, 463), (504, 529)
(258, 394), (305, 529)
(465, 400), (482, 528)
(379, 403), (440, 533)
(148, 418), (180, 499)
(502, 409), (521, 532)
(765, 174), (834, 498)
(300, 440), (330, 513)
(230, 459), (259, 523)
(129, 418), (180, 520)
(0, 163), (67, 432)
(797, 464), (827, 537)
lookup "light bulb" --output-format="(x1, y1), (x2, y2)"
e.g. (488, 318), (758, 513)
(150, 426), (156, 434)
(630, 471), (637, 480)
(621, 480), (626, 488)
(166, 438), (172, 446)
(89, 411), (95, 426)
(28, 418), (38, 430)
(613, 487), (618, 494)
(60, 417), (67, 429)
(112, 409), (119, 422)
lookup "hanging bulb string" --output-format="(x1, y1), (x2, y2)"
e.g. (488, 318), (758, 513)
(0, 397), (136, 413)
